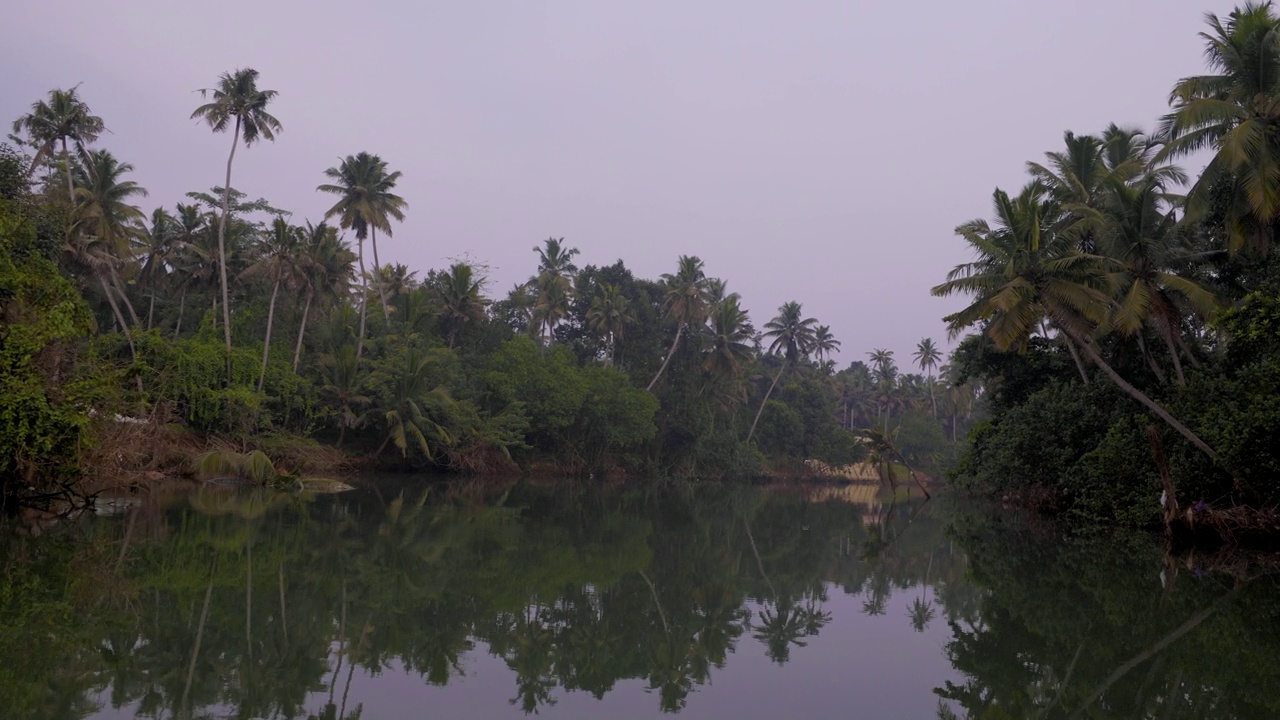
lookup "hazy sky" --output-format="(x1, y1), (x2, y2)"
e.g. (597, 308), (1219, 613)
(1, 1), (1233, 367)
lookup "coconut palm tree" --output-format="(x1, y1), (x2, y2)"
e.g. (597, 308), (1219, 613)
(746, 301), (818, 443)
(647, 255), (710, 391)
(134, 207), (178, 329)
(318, 151), (408, 356)
(530, 275), (571, 344)
(1158, 2), (1280, 256)
(586, 282), (633, 365)
(241, 217), (303, 391)
(812, 325), (841, 364)
(1089, 165), (1219, 385)
(191, 67), (282, 358)
(534, 237), (579, 280)
(11, 85), (104, 203)
(701, 294), (754, 405)
(168, 204), (216, 336)
(932, 182), (1223, 466)
(72, 150), (148, 327)
(292, 222), (354, 371)
(913, 338), (943, 416)
(434, 262), (488, 348)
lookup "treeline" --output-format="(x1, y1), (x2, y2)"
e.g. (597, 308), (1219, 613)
(935, 3), (1280, 526)
(0, 71), (968, 498)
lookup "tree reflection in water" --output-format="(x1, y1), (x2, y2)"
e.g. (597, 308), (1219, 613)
(0, 480), (1274, 718)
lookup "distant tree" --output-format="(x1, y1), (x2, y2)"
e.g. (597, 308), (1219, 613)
(747, 301), (818, 443)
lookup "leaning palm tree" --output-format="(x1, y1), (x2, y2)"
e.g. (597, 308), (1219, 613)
(191, 67), (282, 358)
(11, 85), (105, 203)
(746, 301), (818, 443)
(1158, 2), (1280, 256)
(73, 150), (148, 328)
(931, 182), (1223, 466)
(318, 151), (408, 357)
(912, 338), (943, 417)
(647, 255), (710, 391)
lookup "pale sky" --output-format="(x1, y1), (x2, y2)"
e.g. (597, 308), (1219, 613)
(1, 0), (1232, 367)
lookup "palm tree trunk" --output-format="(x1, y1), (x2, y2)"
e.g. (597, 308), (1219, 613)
(216, 119), (240, 362)
(1159, 326), (1187, 386)
(747, 360), (787, 443)
(111, 269), (140, 327)
(292, 292), (312, 372)
(356, 238), (368, 361)
(146, 293), (155, 331)
(181, 563), (215, 718)
(1062, 334), (1091, 384)
(99, 275), (137, 363)
(646, 323), (684, 391)
(1070, 330), (1221, 465)
(175, 288), (186, 337)
(258, 279), (280, 392)
(928, 373), (937, 418)
(370, 226), (389, 323)
(62, 137), (75, 205)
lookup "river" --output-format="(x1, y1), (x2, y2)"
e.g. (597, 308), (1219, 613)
(1, 477), (1275, 719)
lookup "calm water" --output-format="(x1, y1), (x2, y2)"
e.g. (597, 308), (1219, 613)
(1, 478), (1277, 719)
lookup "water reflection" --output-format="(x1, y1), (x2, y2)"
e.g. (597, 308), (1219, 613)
(0, 479), (1273, 719)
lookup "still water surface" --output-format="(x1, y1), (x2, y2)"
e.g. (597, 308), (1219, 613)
(2, 478), (1276, 719)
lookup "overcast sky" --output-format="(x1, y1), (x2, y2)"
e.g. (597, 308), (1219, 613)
(1, 1), (1234, 367)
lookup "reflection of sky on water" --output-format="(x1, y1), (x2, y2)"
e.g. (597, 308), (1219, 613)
(274, 586), (959, 720)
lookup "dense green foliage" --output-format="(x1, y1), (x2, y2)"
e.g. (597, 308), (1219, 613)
(938, 3), (1280, 526)
(2, 66), (972, 497)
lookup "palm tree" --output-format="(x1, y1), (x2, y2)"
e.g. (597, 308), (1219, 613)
(1090, 164), (1219, 385)
(292, 222), (354, 371)
(11, 85), (105, 203)
(586, 282), (633, 365)
(318, 151), (408, 356)
(168, 204), (216, 336)
(374, 349), (456, 460)
(812, 325), (841, 364)
(434, 262), (488, 348)
(134, 207), (178, 329)
(1158, 2), (1280, 255)
(746, 301), (818, 443)
(931, 183), (1223, 466)
(913, 338), (943, 416)
(702, 294), (754, 404)
(241, 217), (303, 390)
(530, 275), (571, 343)
(191, 67), (282, 359)
(73, 150), (148, 328)
(534, 237), (579, 280)
(647, 255), (710, 391)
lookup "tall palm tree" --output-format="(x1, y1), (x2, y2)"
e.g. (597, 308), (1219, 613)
(168, 203), (215, 336)
(912, 338), (943, 416)
(746, 301), (818, 443)
(530, 276), (571, 344)
(931, 183), (1223, 466)
(534, 237), (579, 280)
(586, 283), (633, 365)
(11, 85), (104, 203)
(191, 68), (282, 358)
(134, 207), (179, 329)
(701, 294), (754, 404)
(811, 325), (841, 363)
(1158, 2), (1280, 256)
(647, 255), (710, 391)
(73, 150), (148, 331)
(318, 151), (408, 356)
(292, 221), (354, 371)
(241, 217), (303, 391)
(433, 262), (488, 348)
